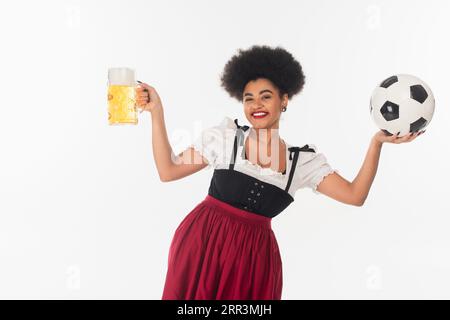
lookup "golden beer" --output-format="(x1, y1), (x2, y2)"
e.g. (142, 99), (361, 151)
(108, 85), (137, 125)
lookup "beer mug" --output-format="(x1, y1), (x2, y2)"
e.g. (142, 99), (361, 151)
(107, 67), (143, 125)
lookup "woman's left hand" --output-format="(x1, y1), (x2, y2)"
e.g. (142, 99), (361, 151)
(373, 129), (426, 144)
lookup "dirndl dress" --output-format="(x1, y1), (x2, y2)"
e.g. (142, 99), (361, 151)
(161, 117), (336, 300)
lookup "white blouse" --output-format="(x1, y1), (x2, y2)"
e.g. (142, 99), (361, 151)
(189, 116), (338, 198)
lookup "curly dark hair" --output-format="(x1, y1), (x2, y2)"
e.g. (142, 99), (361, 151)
(220, 45), (305, 103)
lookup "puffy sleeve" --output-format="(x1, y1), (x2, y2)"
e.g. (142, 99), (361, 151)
(188, 116), (236, 168)
(295, 145), (338, 194)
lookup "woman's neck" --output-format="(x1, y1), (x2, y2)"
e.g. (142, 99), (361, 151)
(249, 127), (281, 147)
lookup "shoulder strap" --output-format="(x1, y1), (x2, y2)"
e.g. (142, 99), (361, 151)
(233, 118), (249, 131)
(284, 144), (316, 192)
(229, 119), (249, 170)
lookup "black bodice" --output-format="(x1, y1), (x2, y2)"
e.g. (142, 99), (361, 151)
(207, 119), (316, 218)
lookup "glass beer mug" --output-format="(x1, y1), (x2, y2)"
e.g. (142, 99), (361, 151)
(107, 67), (143, 125)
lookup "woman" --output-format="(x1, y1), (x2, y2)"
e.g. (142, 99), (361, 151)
(136, 45), (425, 300)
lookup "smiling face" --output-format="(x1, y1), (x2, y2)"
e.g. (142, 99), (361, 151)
(242, 78), (288, 130)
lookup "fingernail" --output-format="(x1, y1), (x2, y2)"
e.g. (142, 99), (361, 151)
(397, 131), (400, 135)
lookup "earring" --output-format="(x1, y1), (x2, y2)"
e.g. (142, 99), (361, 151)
(282, 106), (287, 112)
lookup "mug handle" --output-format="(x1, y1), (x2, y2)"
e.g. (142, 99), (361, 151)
(135, 81), (148, 114)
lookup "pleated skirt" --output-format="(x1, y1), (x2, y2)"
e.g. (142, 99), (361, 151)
(161, 194), (282, 300)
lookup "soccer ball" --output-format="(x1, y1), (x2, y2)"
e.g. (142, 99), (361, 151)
(370, 74), (435, 137)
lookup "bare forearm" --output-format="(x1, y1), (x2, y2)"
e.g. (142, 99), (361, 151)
(150, 107), (176, 180)
(351, 138), (383, 205)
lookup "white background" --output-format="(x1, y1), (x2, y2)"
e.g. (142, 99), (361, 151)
(0, 0), (449, 299)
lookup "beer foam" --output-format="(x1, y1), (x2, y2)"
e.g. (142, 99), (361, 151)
(108, 67), (135, 86)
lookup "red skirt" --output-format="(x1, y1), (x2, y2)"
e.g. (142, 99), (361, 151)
(161, 194), (282, 300)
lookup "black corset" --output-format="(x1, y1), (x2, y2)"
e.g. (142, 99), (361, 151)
(207, 119), (316, 218)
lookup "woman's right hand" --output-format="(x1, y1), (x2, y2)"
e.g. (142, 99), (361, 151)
(136, 81), (163, 114)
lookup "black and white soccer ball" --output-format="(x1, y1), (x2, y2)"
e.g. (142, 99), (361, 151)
(370, 74), (435, 137)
